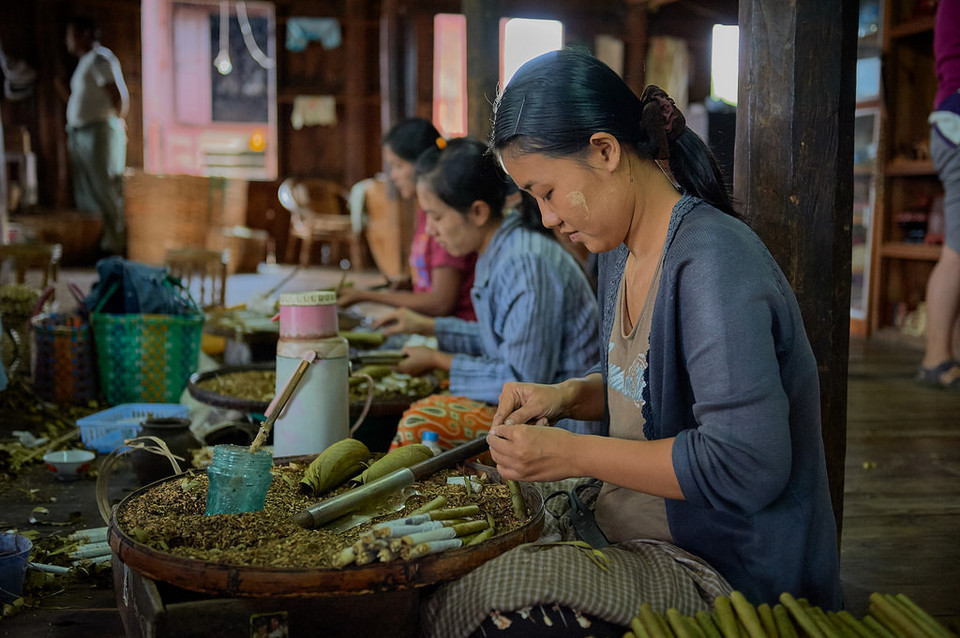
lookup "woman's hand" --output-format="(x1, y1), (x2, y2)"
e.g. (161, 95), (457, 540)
(492, 381), (568, 427)
(395, 346), (451, 376)
(486, 424), (578, 482)
(372, 307), (435, 336)
(336, 288), (366, 308)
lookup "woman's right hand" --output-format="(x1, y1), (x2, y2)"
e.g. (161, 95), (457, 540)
(372, 307), (435, 336)
(492, 381), (567, 427)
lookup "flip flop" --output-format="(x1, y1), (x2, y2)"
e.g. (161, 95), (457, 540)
(915, 360), (960, 391)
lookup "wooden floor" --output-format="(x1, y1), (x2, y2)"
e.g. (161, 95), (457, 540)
(0, 328), (958, 635)
(841, 336), (960, 624)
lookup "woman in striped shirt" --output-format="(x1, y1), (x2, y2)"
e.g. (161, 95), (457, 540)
(375, 137), (602, 449)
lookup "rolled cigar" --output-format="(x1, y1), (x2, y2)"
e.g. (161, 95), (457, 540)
(368, 520), (445, 541)
(333, 546), (356, 569)
(407, 539), (463, 560)
(68, 527), (108, 544)
(398, 520), (489, 547)
(68, 541), (111, 559)
(428, 505), (480, 520)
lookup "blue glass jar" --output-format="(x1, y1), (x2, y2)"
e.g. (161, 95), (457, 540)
(205, 445), (274, 515)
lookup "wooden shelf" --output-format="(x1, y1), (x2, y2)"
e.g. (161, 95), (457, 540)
(888, 15), (935, 39)
(867, 4), (941, 338)
(879, 242), (942, 261)
(885, 158), (936, 176)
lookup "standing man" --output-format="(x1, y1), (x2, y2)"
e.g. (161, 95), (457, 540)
(64, 16), (128, 257)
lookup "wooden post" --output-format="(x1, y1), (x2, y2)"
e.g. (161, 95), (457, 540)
(380, 0), (403, 137)
(735, 0), (858, 534)
(462, 0), (501, 141)
(623, 3), (648, 95)
(344, 0), (367, 189)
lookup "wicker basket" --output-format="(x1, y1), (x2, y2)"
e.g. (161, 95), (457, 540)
(90, 312), (204, 405)
(124, 170), (248, 265)
(31, 313), (98, 404)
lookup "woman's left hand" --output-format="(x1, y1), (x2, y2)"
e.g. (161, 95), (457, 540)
(486, 424), (578, 482)
(373, 307), (435, 336)
(336, 288), (365, 308)
(395, 345), (450, 376)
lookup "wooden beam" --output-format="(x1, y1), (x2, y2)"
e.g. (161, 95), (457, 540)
(380, 0), (403, 137)
(463, 0), (501, 141)
(343, 0), (367, 188)
(735, 0), (858, 535)
(623, 3), (648, 94)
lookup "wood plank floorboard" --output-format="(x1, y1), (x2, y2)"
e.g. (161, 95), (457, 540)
(841, 338), (960, 627)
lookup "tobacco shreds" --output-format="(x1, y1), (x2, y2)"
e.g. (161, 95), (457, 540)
(115, 465), (527, 569)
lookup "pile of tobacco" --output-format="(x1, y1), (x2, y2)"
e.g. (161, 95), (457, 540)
(114, 463), (530, 570)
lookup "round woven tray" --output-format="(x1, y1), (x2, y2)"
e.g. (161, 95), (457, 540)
(108, 463), (544, 597)
(187, 364), (436, 418)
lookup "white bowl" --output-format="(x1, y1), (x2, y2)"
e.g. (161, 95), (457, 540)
(42, 450), (96, 481)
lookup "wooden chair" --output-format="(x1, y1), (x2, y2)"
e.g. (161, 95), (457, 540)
(164, 248), (229, 310)
(0, 242), (62, 291)
(278, 178), (364, 269)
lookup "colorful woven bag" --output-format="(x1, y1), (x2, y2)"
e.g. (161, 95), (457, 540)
(31, 312), (98, 404)
(88, 260), (204, 405)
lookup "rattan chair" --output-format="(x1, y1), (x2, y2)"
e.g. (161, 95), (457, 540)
(164, 248), (229, 310)
(278, 178), (363, 269)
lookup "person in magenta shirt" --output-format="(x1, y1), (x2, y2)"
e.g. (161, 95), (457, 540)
(338, 118), (477, 321)
(918, 0), (960, 390)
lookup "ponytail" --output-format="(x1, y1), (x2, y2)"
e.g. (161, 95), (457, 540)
(670, 130), (737, 217)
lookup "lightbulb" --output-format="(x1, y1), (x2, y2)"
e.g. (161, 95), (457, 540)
(214, 49), (232, 75)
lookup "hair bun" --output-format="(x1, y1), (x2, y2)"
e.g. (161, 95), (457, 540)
(639, 85), (685, 159)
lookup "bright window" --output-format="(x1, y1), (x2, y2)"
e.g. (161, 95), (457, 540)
(142, 0), (278, 179)
(711, 24), (739, 106)
(432, 15), (562, 138)
(500, 18), (563, 89)
(433, 14), (467, 138)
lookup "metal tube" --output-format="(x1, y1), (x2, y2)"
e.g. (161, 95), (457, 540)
(292, 467), (415, 529)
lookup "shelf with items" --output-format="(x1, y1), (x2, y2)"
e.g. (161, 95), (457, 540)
(867, 0), (942, 337)
(851, 106), (880, 331)
(851, 0), (882, 336)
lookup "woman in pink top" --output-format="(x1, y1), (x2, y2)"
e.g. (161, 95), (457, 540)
(337, 119), (477, 320)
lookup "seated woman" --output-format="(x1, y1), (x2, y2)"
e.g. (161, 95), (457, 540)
(337, 118), (477, 320)
(375, 137), (603, 449)
(420, 49), (841, 637)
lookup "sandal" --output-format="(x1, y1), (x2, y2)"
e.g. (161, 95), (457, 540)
(915, 360), (960, 391)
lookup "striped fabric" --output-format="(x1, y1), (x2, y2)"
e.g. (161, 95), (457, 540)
(420, 479), (732, 638)
(435, 214), (602, 435)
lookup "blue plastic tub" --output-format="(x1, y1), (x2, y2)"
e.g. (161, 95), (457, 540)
(0, 533), (32, 604)
(77, 403), (189, 452)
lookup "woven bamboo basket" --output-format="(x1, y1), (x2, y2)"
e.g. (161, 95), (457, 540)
(124, 171), (248, 265)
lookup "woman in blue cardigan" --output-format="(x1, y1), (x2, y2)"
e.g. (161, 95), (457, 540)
(375, 137), (602, 450)
(421, 49), (841, 638)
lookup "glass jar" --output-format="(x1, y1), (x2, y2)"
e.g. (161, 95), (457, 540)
(205, 444), (274, 516)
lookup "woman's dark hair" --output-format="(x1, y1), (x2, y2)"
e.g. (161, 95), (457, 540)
(383, 118), (441, 163)
(415, 138), (507, 220)
(516, 191), (556, 238)
(491, 48), (736, 217)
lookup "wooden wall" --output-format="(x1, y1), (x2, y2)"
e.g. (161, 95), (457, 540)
(1, 0), (728, 262)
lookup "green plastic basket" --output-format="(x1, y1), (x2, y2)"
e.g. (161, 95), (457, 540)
(90, 312), (204, 405)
